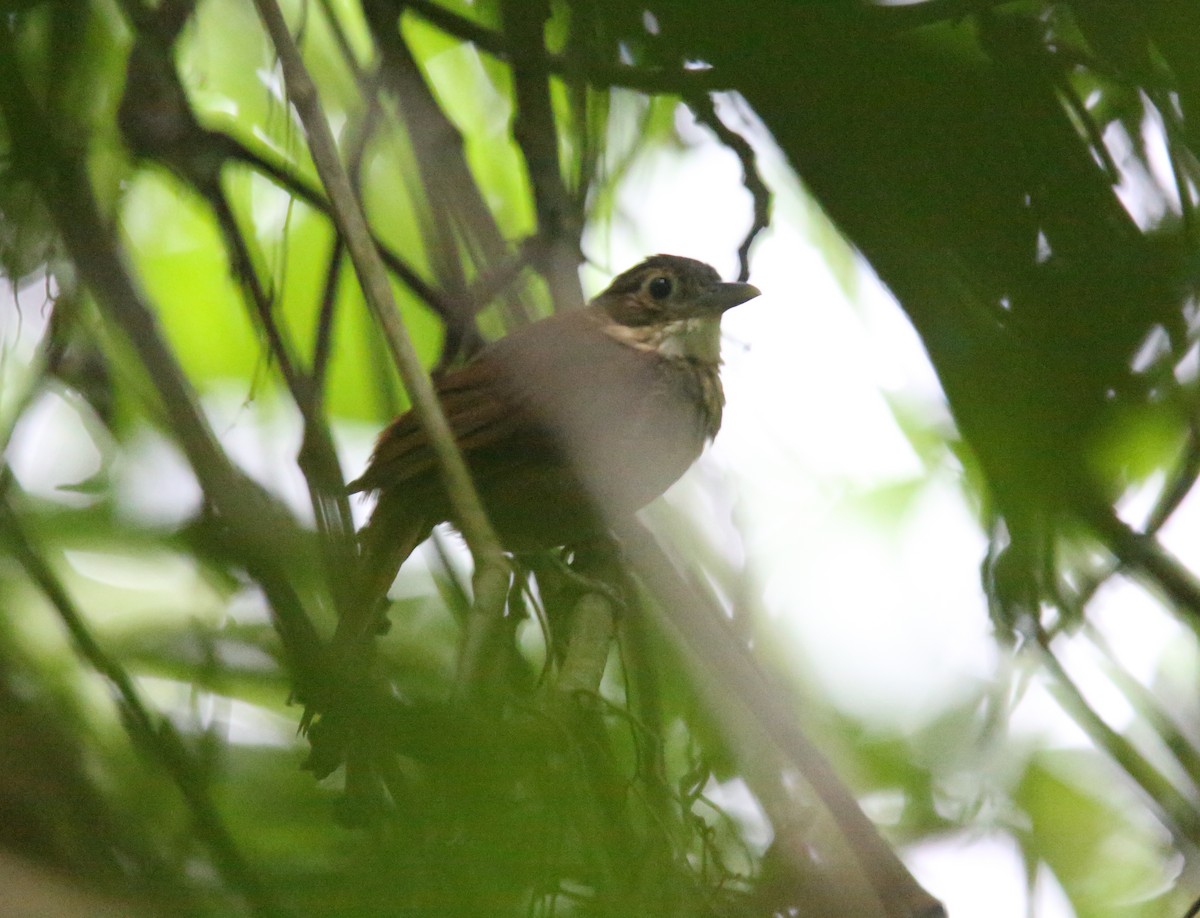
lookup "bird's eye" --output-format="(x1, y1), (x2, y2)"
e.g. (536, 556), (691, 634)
(648, 276), (673, 299)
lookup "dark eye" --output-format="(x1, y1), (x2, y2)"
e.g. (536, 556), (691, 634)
(648, 276), (673, 299)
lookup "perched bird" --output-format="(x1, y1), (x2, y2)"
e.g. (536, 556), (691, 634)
(342, 254), (759, 642)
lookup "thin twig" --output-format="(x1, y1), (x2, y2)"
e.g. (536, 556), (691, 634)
(1033, 627), (1200, 845)
(1084, 622), (1200, 794)
(252, 0), (510, 684)
(362, 0), (516, 347)
(115, 0), (465, 337)
(205, 183), (359, 606)
(220, 135), (463, 322)
(207, 186), (308, 398)
(685, 93), (771, 282)
(116, 22), (463, 328)
(312, 236), (345, 392)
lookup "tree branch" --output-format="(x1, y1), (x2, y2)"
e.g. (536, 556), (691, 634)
(251, 0), (510, 684)
(616, 519), (946, 918)
(500, 0), (584, 309)
(1034, 627), (1200, 845)
(685, 93), (772, 282)
(0, 485), (281, 918)
(0, 27), (327, 697)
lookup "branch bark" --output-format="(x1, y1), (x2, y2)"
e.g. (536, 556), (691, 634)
(616, 519), (946, 918)
(252, 0), (510, 684)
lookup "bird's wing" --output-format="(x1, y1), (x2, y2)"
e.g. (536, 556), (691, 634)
(347, 351), (559, 494)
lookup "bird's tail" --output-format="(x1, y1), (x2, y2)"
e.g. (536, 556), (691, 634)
(332, 489), (433, 655)
(302, 492), (431, 765)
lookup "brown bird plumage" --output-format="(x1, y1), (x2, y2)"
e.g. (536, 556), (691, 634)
(343, 255), (759, 640)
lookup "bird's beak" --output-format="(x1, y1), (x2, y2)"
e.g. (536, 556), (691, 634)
(694, 281), (761, 315)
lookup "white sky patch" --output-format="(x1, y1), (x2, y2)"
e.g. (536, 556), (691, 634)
(6, 389), (103, 504)
(906, 833), (1073, 918)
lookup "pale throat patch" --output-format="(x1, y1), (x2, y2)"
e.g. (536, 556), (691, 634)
(604, 315), (724, 364)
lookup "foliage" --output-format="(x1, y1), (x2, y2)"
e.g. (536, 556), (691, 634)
(3, 0), (1200, 916)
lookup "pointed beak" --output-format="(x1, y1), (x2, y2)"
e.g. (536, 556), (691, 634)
(694, 281), (761, 315)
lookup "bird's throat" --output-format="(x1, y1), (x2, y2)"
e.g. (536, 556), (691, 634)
(602, 315), (723, 365)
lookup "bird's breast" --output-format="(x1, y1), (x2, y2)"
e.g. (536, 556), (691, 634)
(495, 321), (723, 520)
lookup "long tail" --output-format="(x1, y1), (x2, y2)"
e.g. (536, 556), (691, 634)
(303, 493), (431, 767)
(332, 489), (433, 655)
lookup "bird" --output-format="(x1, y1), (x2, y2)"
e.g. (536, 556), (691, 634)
(340, 254), (760, 645)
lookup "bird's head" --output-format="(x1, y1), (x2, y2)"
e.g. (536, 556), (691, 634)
(590, 255), (760, 364)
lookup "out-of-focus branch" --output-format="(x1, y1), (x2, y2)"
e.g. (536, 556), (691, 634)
(1033, 628), (1200, 845)
(117, 15), (360, 609)
(361, 0), (473, 344)
(1052, 416), (1200, 626)
(0, 27), (326, 693)
(1084, 622), (1200, 791)
(362, 0), (520, 358)
(193, 146), (360, 611)
(404, 0), (725, 94)
(0, 485), (279, 918)
(616, 519), (946, 918)
(116, 24), (460, 326)
(1089, 508), (1200, 628)
(206, 191), (306, 393)
(252, 0), (509, 685)
(500, 0), (583, 309)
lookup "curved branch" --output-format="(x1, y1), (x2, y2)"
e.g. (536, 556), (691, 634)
(685, 93), (772, 282)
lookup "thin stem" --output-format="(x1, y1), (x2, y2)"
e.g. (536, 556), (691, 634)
(252, 0), (509, 678)
(1034, 627), (1200, 845)
(685, 93), (772, 282)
